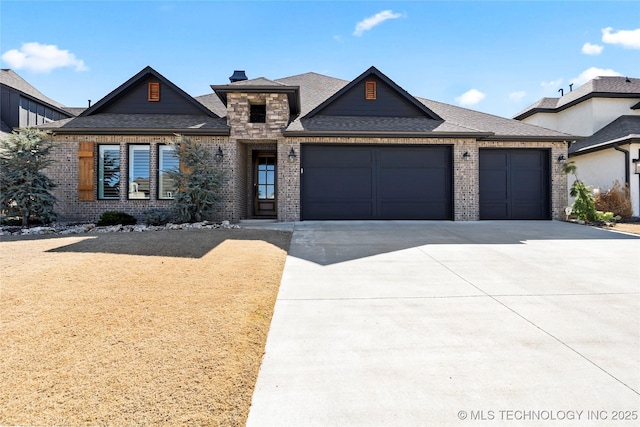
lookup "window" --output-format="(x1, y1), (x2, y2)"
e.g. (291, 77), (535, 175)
(98, 145), (120, 199)
(129, 145), (150, 199)
(158, 145), (179, 199)
(250, 104), (266, 123)
(148, 82), (160, 102)
(365, 81), (377, 100)
(257, 156), (275, 200)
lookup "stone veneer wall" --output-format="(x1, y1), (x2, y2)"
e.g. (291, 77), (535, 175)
(227, 93), (290, 140)
(47, 134), (231, 223)
(278, 137), (568, 221)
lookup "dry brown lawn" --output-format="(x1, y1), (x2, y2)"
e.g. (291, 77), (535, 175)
(0, 229), (290, 426)
(605, 222), (640, 235)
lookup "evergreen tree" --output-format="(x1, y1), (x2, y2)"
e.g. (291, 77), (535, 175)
(0, 128), (57, 226)
(166, 135), (225, 222)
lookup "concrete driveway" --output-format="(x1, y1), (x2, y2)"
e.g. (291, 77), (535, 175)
(246, 221), (640, 426)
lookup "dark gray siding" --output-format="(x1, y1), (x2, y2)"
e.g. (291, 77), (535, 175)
(101, 76), (203, 115)
(318, 76), (426, 117)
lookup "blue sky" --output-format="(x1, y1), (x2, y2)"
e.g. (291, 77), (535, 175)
(1, 0), (639, 118)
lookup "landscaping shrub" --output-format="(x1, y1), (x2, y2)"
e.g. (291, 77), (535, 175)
(97, 211), (137, 226)
(0, 128), (57, 226)
(142, 208), (175, 226)
(595, 181), (633, 219)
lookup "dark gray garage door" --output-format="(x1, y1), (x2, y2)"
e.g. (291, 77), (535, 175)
(479, 149), (550, 220)
(301, 145), (452, 220)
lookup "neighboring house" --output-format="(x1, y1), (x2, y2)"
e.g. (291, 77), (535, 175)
(0, 69), (77, 137)
(39, 65), (574, 223)
(514, 76), (640, 216)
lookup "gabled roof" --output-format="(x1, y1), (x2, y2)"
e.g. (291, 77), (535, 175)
(569, 115), (640, 156)
(304, 66), (442, 120)
(0, 69), (74, 116)
(211, 76), (301, 116)
(80, 66), (219, 118)
(514, 76), (640, 120)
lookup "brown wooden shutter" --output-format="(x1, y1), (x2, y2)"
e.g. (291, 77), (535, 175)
(148, 82), (160, 101)
(365, 81), (376, 100)
(78, 141), (95, 201)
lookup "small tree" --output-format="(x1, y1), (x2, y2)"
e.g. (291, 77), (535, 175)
(165, 135), (225, 222)
(563, 161), (597, 222)
(0, 128), (57, 226)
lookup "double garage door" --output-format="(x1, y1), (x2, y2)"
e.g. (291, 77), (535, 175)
(301, 145), (452, 220)
(300, 145), (550, 221)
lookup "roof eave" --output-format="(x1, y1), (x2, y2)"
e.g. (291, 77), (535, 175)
(569, 136), (640, 156)
(514, 92), (640, 120)
(40, 127), (230, 136)
(283, 130), (494, 139)
(481, 135), (580, 143)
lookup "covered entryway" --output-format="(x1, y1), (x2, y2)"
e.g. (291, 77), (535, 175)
(301, 145), (452, 220)
(479, 149), (550, 220)
(253, 152), (277, 217)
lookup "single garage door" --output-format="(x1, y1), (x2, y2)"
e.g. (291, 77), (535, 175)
(479, 149), (550, 220)
(301, 145), (452, 220)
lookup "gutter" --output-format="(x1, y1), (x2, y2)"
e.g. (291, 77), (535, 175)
(41, 128), (230, 136)
(613, 144), (630, 186)
(282, 130), (494, 139)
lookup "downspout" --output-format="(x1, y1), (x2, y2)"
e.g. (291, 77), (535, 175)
(613, 144), (630, 187)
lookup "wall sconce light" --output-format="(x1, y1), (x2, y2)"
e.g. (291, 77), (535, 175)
(633, 157), (640, 174)
(462, 151), (470, 160)
(288, 147), (297, 162)
(215, 146), (223, 162)
(557, 154), (567, 164)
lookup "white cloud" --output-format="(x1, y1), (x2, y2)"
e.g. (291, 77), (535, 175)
(541, 78), (563, 90)
(602, 27), (640, 49)
(570, 67), (622, 86)
(1, 42), (87, 73)
(353, 10), (403, 37)
(508, 91), (526, 102)
(455, 89), (485, 106)
(581, 42), (603, 55)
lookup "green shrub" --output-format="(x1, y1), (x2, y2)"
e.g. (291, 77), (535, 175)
(97, 211), (137, 226)
(142, 208), (175, 226)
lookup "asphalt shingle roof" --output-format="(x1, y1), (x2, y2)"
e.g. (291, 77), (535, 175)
(515, 76), (640, 119)
(0, 69), (74, 115)
(569, 115), (640, 155)
(39, 114), (228, 131)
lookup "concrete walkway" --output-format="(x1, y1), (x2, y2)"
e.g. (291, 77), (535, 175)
(246, 221), (640, 426)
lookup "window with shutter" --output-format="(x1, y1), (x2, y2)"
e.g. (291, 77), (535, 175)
(148, 82), (160, 101)
(365, 81), (376, 100)
(78, 141), (95, 201)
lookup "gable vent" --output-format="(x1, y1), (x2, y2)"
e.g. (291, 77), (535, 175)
(148, 82), (160, 102)
(365, 81), (376, 100)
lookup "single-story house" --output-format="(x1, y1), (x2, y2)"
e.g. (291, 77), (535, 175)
(514, 76), (640, 216)
(39, 66), (574, 223)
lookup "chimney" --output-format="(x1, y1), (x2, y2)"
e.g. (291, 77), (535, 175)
(229, 70), (248, 83)
(569, 83), (573, 92)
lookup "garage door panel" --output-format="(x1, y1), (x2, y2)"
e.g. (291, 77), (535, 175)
(378, 168), (448, 200)
(305, 169), (372, 200)
(302, 145), (452, 220)
(303, 147), (372, 168)
(480, 149), (550, 220)
(304, 202), (373, 220)
(380, 202), (450, 220)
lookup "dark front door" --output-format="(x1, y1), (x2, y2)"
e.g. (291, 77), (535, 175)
(253, 153), (277, 217)
(301, 145), (452, 220)
(479, 149), (550, 220)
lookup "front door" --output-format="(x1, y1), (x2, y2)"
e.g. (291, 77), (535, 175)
(253, 153), (277, 217)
